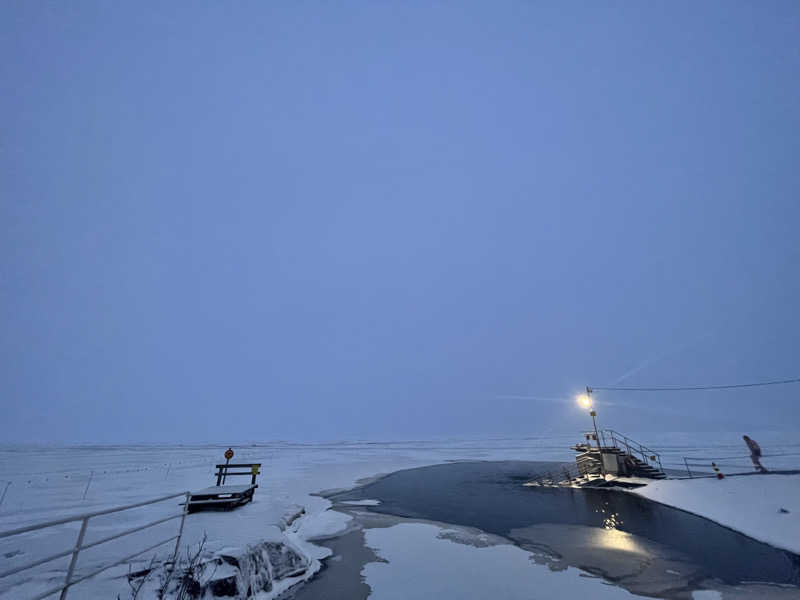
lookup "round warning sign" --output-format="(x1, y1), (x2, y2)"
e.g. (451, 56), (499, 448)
(224, 448), (234, 460)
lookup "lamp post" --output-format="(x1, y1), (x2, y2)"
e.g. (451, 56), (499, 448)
(578, 386), (605, 477)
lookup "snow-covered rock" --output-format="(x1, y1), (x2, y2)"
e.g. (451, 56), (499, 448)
(138, 538), (310, 599)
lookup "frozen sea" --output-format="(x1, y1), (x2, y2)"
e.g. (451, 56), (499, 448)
(1, 432), (798, 599)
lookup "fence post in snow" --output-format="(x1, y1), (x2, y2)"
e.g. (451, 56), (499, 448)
(82, 471), (94, 501)
(683, 457), (693, 478)
(0, 481), (10, 507)
(165, 464), (171, 480)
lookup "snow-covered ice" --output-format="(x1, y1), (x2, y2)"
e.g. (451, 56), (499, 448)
(363, 522), (647, 599)
(339, 499), (381, 506)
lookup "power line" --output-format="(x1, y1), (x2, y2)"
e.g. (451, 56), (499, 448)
(589, 377), (800, 392)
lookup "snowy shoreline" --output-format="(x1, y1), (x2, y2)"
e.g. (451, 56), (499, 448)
(626, 473), (800, 555)
(2, 439), (569, 598)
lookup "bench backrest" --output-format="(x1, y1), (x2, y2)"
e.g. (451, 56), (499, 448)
(215, 463), (261, 486)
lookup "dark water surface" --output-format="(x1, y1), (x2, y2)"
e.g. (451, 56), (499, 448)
(328, 461), (800, 589)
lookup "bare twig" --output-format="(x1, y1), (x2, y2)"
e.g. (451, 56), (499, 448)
(127, 555), (157, 599)
(158, 533), (208, 600)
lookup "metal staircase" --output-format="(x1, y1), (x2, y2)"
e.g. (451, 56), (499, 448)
(604, 446), (666, 479)
(572, 429), (666, 479)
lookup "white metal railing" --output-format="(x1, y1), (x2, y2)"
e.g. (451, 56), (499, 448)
(599, 429), (665, 473)
(678, 451), (800, 478)
(0, 491), (190, 600)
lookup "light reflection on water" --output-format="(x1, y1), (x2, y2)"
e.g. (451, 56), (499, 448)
(591, 502), (639, 553)
(592, 526), (643, 555)
(603, 512), (623, 530)
(595, 500), (624, 530)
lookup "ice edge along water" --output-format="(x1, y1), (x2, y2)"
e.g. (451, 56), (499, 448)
(627, 473), (800, 555)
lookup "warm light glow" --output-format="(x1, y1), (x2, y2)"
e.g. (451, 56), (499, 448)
(577, 394), (592, 409)
(591, 527), (643, 555)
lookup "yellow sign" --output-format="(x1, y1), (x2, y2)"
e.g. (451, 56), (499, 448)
(251, 465), (259, 475)
(224, 448), (234, 460)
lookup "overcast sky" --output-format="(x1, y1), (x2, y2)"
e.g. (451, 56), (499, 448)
(2, 2), (798, 443)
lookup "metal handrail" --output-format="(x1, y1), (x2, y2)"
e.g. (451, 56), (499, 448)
(600, 429), (664, 473)
(0, 491), (190, 600)
(530, 462), (585, 486)
(677, 451), (800, 478)
(531, 459), (609, 486)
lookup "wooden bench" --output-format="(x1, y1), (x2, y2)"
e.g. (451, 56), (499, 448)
(187, 463), (262, 513)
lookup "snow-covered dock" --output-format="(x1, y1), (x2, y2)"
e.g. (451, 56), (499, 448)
(186, 484), (257, 513)
(185, 460), (263, 513)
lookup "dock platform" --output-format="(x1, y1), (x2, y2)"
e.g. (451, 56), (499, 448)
(187, 484), (257, 513)
(187, 460), (262, 513)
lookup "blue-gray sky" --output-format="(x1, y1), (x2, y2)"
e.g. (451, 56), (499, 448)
(2, 2), (799, 443)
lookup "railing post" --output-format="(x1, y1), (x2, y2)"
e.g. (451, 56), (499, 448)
(684, 457), (693, 478)
(172, 492), (190, 563)
(60, 516), (89, 600)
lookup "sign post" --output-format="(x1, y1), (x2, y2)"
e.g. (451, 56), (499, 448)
(223, 448), (234, 484)
(250, 464), (260, 485)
